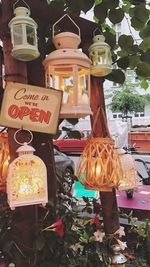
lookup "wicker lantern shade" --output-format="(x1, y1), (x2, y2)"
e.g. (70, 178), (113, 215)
(0, 133), (10, 192)
(77, 137), (122, 192)
(117, 148), (138, 191)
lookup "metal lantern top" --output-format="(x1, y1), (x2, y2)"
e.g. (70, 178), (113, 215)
(110, 244), (127, 265)
(8, 1), (40, 61)
(44, 14), (91, 69)
(89, 29), (112, 77)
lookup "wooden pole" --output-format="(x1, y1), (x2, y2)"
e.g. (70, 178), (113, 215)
(1, 1), (35, 266)
(90, 76), (120, 234)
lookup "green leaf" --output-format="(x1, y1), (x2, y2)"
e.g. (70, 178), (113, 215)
(118, 35), (134, 49)
(134, 4), (149, 23)
(78, 0), (95, 13)
(139, 37), (150, 52)
(117, 49), (128, 57)
(94, 3), (108, 23)
(139, 22), (150, 38)
(108, 8), (124, 24)
(106, 69), (125, 84)
(117, 57), (129, 70)
(136, 62), (150, 78)
(131, 17), (145, 30)
(140, 79), (149, 90)
(140, 49), (150, 64)
(103, 31), (116, 49)
(129, 55), (141, 69)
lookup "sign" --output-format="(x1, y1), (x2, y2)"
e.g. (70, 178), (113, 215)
(0, 82), (62, 134)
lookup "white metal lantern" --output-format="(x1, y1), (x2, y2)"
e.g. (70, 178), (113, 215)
(88, 29), (112, 77)
(43, 14), (92, 118)
(8, 0), (40, 61)
(7, 129), (48, 210)
(117, 148), (138, 191)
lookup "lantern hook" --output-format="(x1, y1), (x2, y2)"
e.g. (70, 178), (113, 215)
(14, 128), (33, 146)
(52, 13), (81, 39)
(13, 0), (30, 12)
(93, 27), (103, 37)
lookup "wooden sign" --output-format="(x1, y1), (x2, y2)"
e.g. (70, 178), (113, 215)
(0, 82), (62, 134)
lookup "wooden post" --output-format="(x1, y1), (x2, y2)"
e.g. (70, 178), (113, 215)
(90, 76), (120, 234)
(0, 1), (35, 266)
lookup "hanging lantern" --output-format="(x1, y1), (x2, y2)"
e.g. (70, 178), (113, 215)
(77, 137), (122, 192)
(0, 132), (10, 192)
(117, 148), (138, 191)
(43, 14), (92, 118)
(88, 28), (112, 77)
(109, 244), (127, 267)
(8, 0), (40, 61)
(7, 129), (48, 210)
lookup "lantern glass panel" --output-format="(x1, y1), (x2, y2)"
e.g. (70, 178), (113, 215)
(78, 68), (89, 105)
(26, 25), (36, 46)
(13, 24), (23, 45)
(11, 156), (46, 202)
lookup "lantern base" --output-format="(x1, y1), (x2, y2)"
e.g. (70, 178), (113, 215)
(12, 47), (40, 61)
(60, 104), (92, 118)
(90, 66), (112, 77)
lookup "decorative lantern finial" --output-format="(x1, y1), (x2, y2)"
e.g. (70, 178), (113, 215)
(7, 129), (48, 210)
(8, 0), (40, 61)
(89, 28), (112, 77)
(43, 14), (92, 119)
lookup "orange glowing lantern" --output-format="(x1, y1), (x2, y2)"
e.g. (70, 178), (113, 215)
(77, 106), (122, 191)
(7, 129), (48, 210)
(0, 132), (10, 192)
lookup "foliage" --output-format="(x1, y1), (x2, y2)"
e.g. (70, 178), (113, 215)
(110, 78), (146, 115)
(47, 0), (150, 87)
(0, 176), (149, 266)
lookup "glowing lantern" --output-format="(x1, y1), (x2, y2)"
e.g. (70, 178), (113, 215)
(8, 0), (40, 61)
(117, 148), (138, 191)
(88, 29), (112, 77)
(77, 137), (122, 192)
(7, 130), (48, 210)
(43, 14), (92, 118)
(0, 133), (10, 192)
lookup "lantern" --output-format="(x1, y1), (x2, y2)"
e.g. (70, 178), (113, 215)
(88, 29), (112, 77)
(43, 14), (92, 118)
(77, 137), (122, 192)
(7, 129), (48, 210)
(109, 244), (127, 267)
(0, 132), (10, 192)
(117, 148), (138, 191)
(8, 0), (40, 61)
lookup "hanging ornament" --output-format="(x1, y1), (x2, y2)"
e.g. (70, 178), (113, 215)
(88, 28), (112, 77)
(77, 107), (122, 191)
(117, 148), (138, 191)
(7, 129), (48, 210)
(43, 14), (92, 118)
(8, 0), (40, 61)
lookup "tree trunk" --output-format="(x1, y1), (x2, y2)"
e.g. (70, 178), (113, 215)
(90, 76), (120, 234)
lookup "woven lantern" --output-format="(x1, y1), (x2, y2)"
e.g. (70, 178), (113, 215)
(43, 14), (92, 118)
(77, 137), (122, 192)
(7, 129), (48, 210)
(117, 148), (138, 191)
(0, 132), (10, 192)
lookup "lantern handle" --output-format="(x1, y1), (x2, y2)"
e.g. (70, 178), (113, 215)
(93, 27), (103, 37)
(92, 106), (111, 138)
(14, 128), (33, 146)
(13, 0), (30, 12)
(52, 14), (81, 39)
